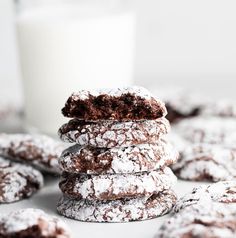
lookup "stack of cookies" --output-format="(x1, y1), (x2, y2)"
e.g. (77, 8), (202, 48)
(57, 86), (178, 222)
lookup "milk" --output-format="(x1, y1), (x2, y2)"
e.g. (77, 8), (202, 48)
(16, 3), (135, 136)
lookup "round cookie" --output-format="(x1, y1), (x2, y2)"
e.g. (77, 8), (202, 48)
(165, 94), (204, 123)
(0, 157), (43, 203)
(156, 201), (236, 238)
(59, 139), (178, 174)
(155, 88), (206, 123)
(172, 143), (236, 181)
(0, 133), (67, 174)
(201, 99), (236, 117)
(58, 118), (170, 148)
(62, 86), (167, 120)
(173, 181), (236, 213)
(174, 116), (236, 145)
(57, 190), (177, 222)
(0, 208), (71, 238)
(59, 167), (177, 200)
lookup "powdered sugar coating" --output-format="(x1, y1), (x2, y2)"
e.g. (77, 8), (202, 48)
(59, 139), (178, 174)
(174, 116), (236, 145)
(201, 99), (236, 117)
(0, 208), (71, 237)
(161, 91), (205, 115)
(156, 201), (236, 238)
(154, 88), (206, 123)
(59, 167), (177, 200)
(71, 86), (155, 100)
(0, 133), (67, 174)
(0, 157), (43, 203)
(59, 118), (170, 148)
(167, 132), (189, 154)
(173, 181), (236, 213)
(57, 190), (177, 222)
(172, 143), (236, 181)
(62, 86), (167, 120)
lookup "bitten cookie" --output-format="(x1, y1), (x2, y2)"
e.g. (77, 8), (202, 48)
(59, 139), (178, 174)
(0, 157), (43, 203)
(57, 190), (177, 222)
(173, 181), (236, 212)
(0, 133), (67, 174)
(155, 201), (236, 238)
(58, 118), (170, 148)
(62, 86), (167, 120)
(172, 143), (236, 181)
(174, 116), (236, 145)
(0, 208), (71, 238)
(59, 167), (177, 200)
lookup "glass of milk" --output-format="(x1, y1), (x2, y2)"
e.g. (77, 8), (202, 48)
(15, 0), (136, 136)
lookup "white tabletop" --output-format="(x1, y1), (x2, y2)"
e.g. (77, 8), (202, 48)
(0, 175), (208, 238)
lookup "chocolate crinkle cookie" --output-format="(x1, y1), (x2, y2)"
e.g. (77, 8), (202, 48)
(0, 157), (43, 203)
(172, 143), (236, 181)
(173, 116), (236, 145)
(59, 139), (178, 174)
(0, 208), (71, 238)
(58, 118), (170, 148)
(59, 167), (177, 200)
(173, 181), (236, 213)
(0, 133), (67, 174)
(62, 86), (167, 120)
(201, 99), (236, 117)
(154, 88), (206, 123)
(155, 201), (236, 238)
(57, 189), (177, 223)
(165, 95), (203, 123)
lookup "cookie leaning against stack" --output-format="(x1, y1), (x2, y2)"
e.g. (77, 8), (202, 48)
(57, 86), (178, 222)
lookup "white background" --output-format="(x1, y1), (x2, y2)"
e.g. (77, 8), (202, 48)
(132, 0), (236, 85)
(1, 0), (236, 98)
(0, 0), (21, 101)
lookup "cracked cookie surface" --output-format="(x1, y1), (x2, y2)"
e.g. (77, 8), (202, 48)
(59, 167), (177, 200)
(57, 190), (177, 222)
(59, 139), (178, 174)
(174, 117), (236, 145)
(0, 208), (71, 238)
(59, 118), (170, 148)
(173, 181), (236, 213)
(0, 157), (43, 203)
(172, 143), (236, 181)
(0, 133), (67, 174)
(156, 201), (236, 238)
